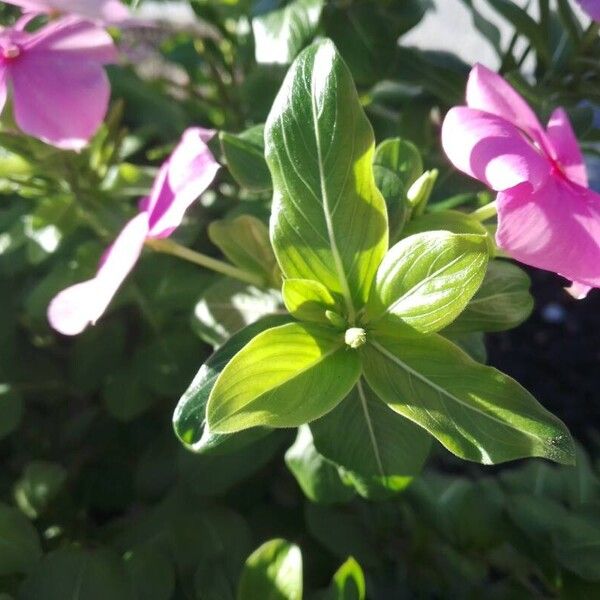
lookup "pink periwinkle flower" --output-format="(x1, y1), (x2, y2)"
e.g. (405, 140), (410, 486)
(0, 16), (118, 149)
(577, 0), (600, 21)
(442, 64), (600, 298)
(3, 0), (130, 23)
(48, 128), (220, 336)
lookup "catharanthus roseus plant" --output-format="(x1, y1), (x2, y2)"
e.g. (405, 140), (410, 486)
(2, 1), (600, 597)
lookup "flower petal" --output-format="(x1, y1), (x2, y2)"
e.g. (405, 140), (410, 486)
(3, 0), (129, 23)
(442, 106), (550, 192)
(25, 16), (118, 64)
(10, 54), (112, 149)
(466, 64), (547, 147)
(496, 178), (600, 290)
(48, 213), (149, 335)
(577, 0), (600, 21)
(147, 128), (219, 238)
(566, 281), (592, 300)
(546, 107), (588, 188)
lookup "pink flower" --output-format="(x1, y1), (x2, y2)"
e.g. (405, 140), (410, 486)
(0, 16), (117, 149)
(442, 64), (600, 298)
(48, 128), (220, 335)
(577, 0), (600, 21)
(3, 0), (129, 23)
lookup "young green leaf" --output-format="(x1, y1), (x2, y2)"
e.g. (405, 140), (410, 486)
(310, 381), (430, 481)
(238, 539), (303, 600)
(446, 260), (533, 333)
(327, 557), (366, 600)
(362, 332), (575, 465)
(282, 279), (341, 324)
(252, 0), (324, 65)
(285, 426), (355, 504)
(209, 215), (280, 287)
(207, 322), (361, 433)
(365, 232), (489, 334)
(373, 138), (422, 239)
(265, 39), (388, 323)
(174, 315), (291, 454)
(219, 126), (272, 192)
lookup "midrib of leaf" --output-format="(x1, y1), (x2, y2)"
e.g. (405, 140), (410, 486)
(357, 379), (386, 478)
(370, 340), (547, 446)
(310, 59), (356, 323)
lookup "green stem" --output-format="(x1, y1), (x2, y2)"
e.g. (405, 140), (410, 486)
(471, 201), (498, 222)
(146, 238), (265, 287)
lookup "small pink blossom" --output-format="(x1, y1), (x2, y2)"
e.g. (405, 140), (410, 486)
(577, 0), (600, 21)
(0, 16), (117, 149)
(3, 0), (130, 23)
(442, 64), (600, 297)
(48, 128), (220, 335)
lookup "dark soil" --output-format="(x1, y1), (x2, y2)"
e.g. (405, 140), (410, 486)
(487, 268), (600, 445)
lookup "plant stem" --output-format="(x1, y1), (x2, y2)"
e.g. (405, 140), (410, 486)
(146, 238), (265, 287)
(471, 201), (498, 222)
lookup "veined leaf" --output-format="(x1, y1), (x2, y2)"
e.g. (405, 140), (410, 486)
(285, 426), (355, 504)
(207, 322), (361, 433)
(219, 126), (272, 192)
(174, 315), (290, 454)
(311, 381), (430, 482)
(365, 232), (489, 334)
(446, 260), (533, 333)
(265, 39), (388, 323)
(252, 0), (324, 65)
(282, 279), (340, 324)
(238, 539), (303, 600)
(362, 332), (575, 465)
(209, 215), (280, 287)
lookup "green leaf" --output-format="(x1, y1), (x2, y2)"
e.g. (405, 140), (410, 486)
(362, 332), (575, 465)
(104, 365), (154, 422)
(0, 385), (23, 440)
(373, 138), (422, 238)
(207, 322), (361, 433)
(282, 279), (340, 325)
(485, 0), (550, 64)
(446, 261), (533, 333)
(174, 315), (291, 454)
(220, 125), (272, 191)
(193, 277), (282, 347)
(327, 557), (366, 600)
(20, 547), (130, 600)
(265, 39), (388, 323)
(0, 504), (42, 576)
(284, 426), (355, 504)
(238, 539), (303, 600)
(123, 546), (175, 600)
(252, 0), (324, 65)
(13, 461), (67, 519)
(443, 331), (487, 364)
(310, 382), (430, 482)
(209, 215), (280, 286)
(365, 232), (489, 334)
(401, 209), (489, 237)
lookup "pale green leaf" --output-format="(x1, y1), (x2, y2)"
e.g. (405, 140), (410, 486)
(365, 232), (489, 334)
(209, 215), (280, 287)
(252, 0), (324, 65)
(362, 332), (575, 465)
(207, 322), (361, 433)
(219, 125), (271, 191)
(238, 539), (303, 600)
(266, 39), (388, 323)
(282, 279), (340, 324)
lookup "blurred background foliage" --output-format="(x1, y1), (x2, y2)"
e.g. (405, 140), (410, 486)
(0, 0), (599, 597)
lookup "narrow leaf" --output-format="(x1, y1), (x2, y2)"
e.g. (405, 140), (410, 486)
(362, 332), (575, 465)
(207, 322), (361, 433)
(266, 39), (388, 323)
(366, 232), (489, 334)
